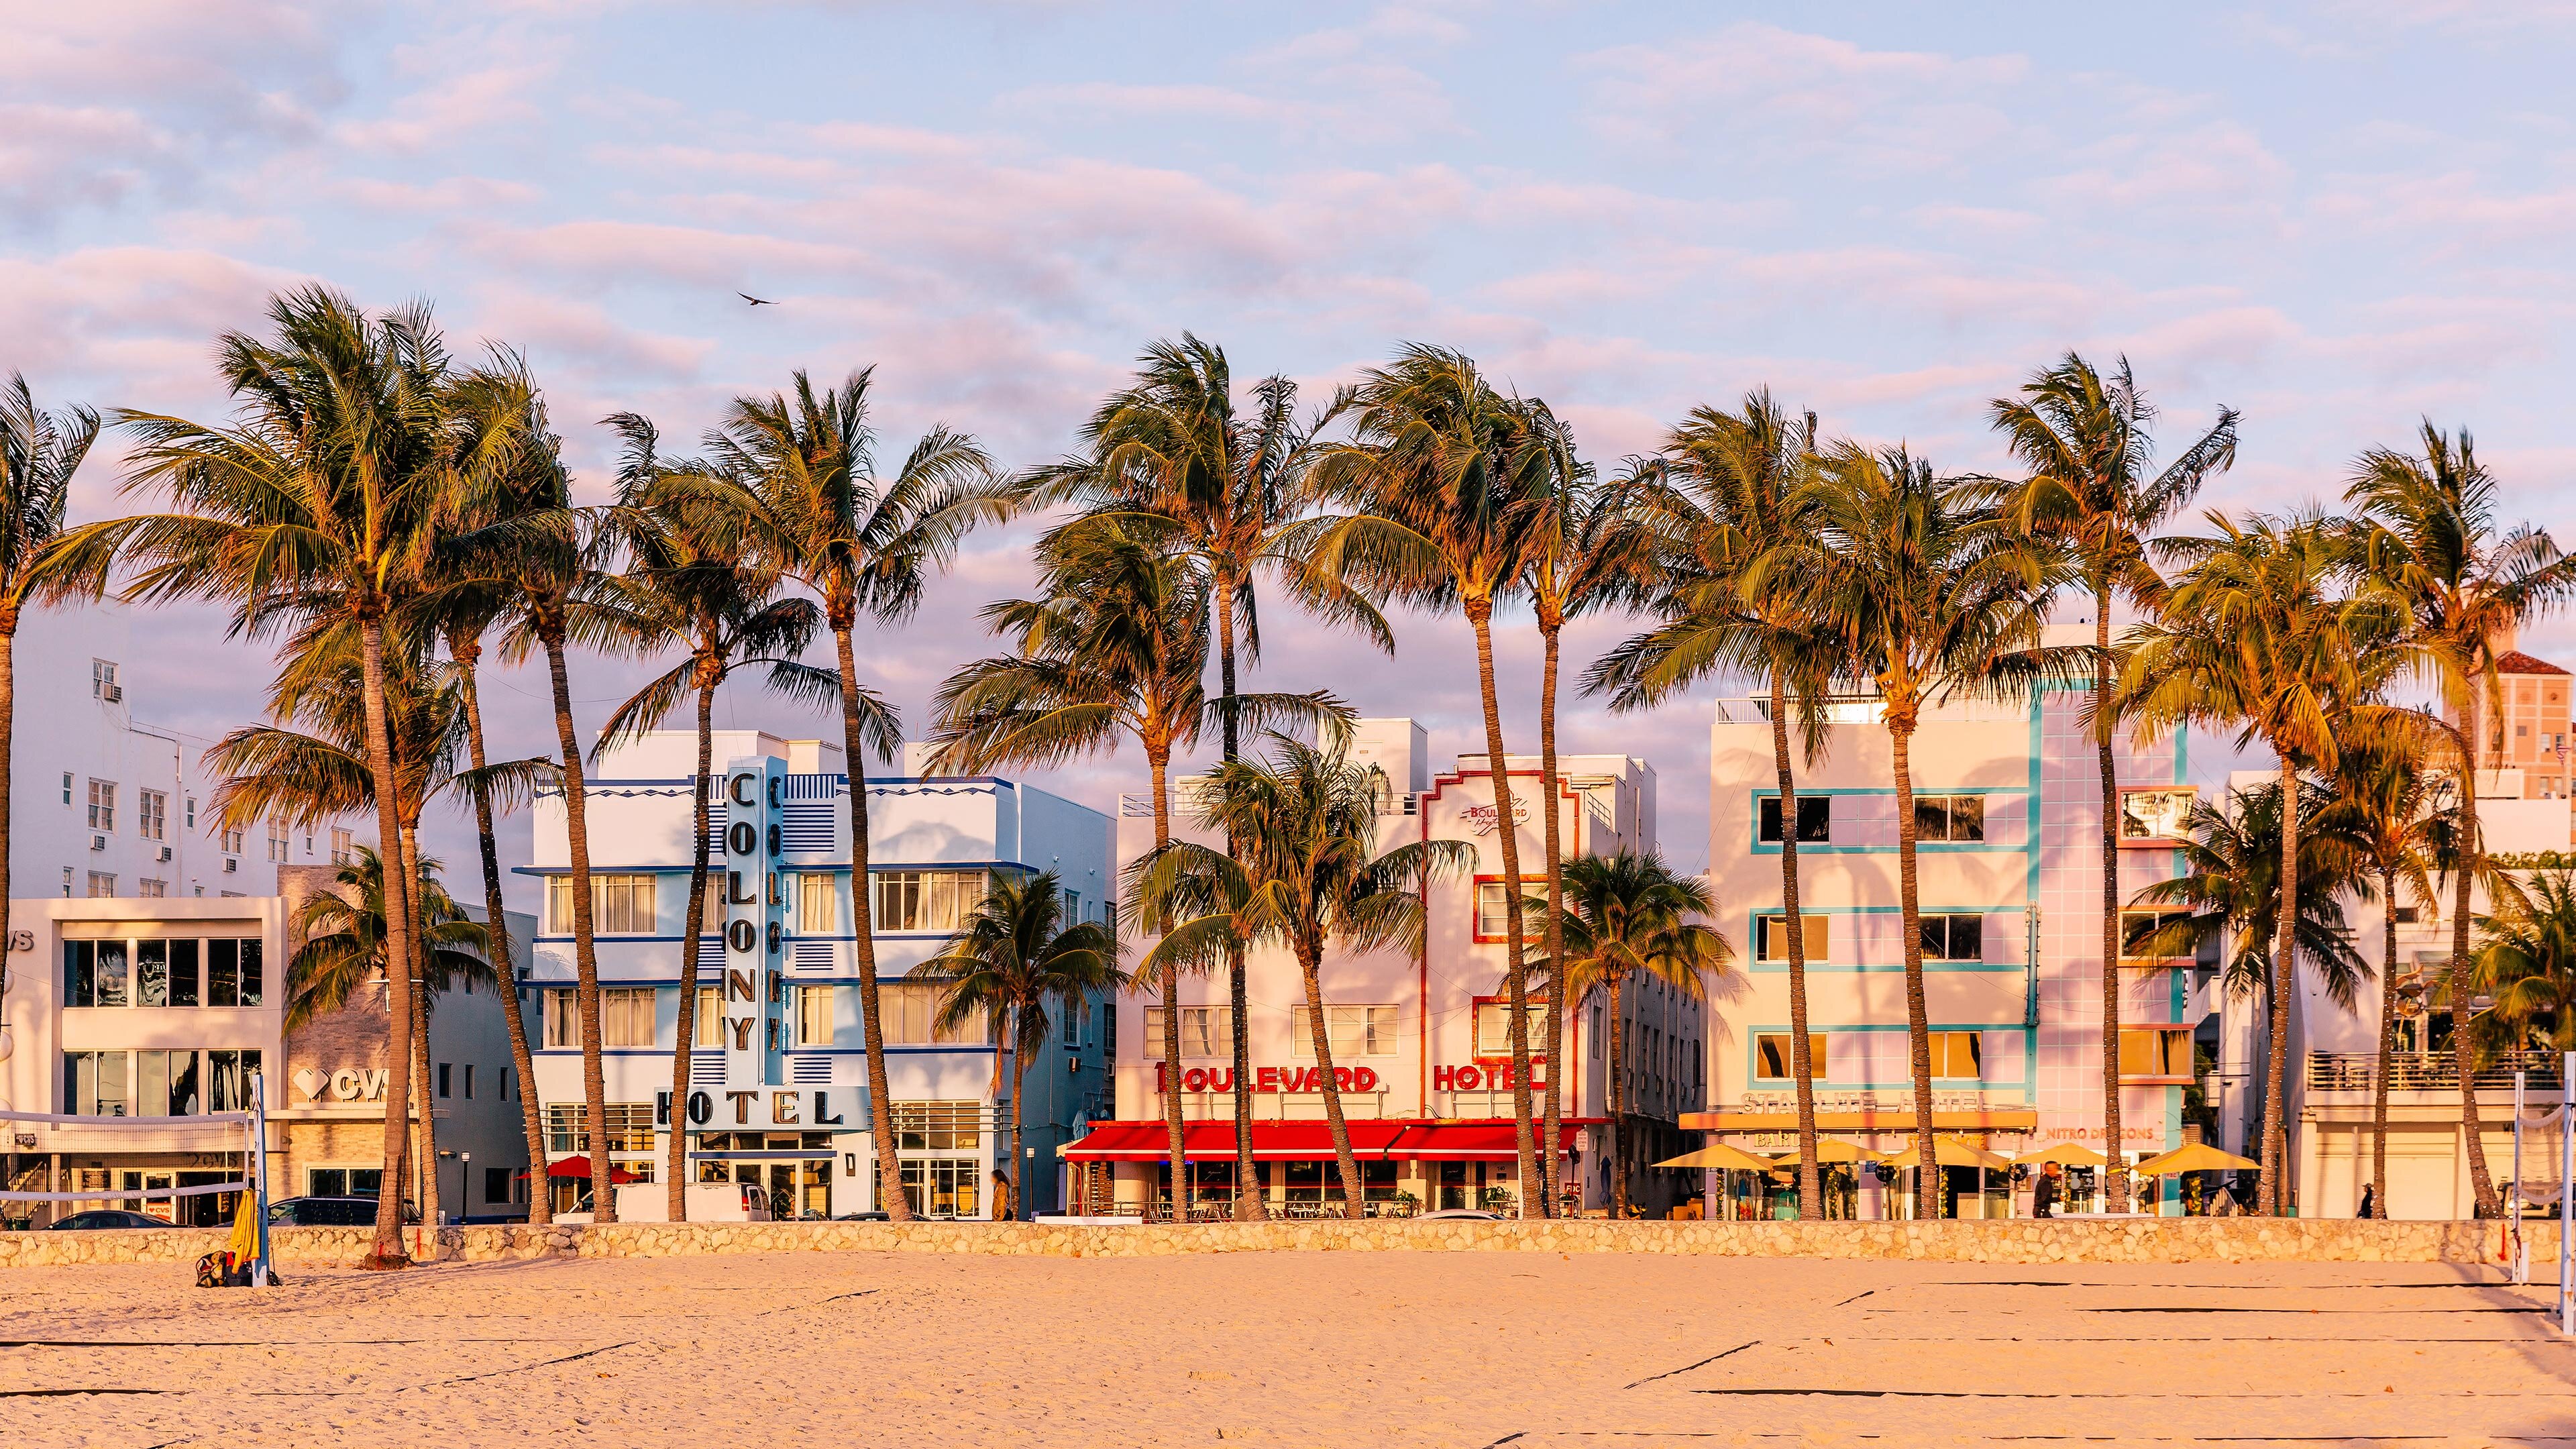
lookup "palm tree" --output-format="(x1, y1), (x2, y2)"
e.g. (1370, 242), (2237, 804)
(1589, 392), (1839, 1218)
(1129, 735), (1474, 1219)
(1038, 335), (1388, 1218)
(2474, 872), (2576, 1054)
(2319, 733), (2452, 1216)
(1315, 345), (1559, 1216)
(286, 847), (494, 1028)
(1792, 443), (2078, 1218)
(1525, 851), (1731, 1218)
(698, 368), (1008, 1221)
(39, 286), (513, 1266)
(596, 412), (835, 1220)
(930, 525), (1343, 1218)
(1992, 354), (2238, 1212)
(2125, 512), (2406, 1214)
(908, 871), (1124, 1220)
(0, 375), (97, 1002)
(2345, 423), (2576, 1218)
(1521, 408), (1652, 1216)
(459, 380), (656, 1222)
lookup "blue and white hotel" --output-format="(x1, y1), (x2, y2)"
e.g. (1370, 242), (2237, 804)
(523, 731), (1114, 1219)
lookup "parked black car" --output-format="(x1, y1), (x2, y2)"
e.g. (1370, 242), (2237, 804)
(49, 1210), (166, 1230)
(266, 1196), (385, 1227)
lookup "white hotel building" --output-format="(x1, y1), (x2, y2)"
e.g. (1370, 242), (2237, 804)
(523, 731), (1113, 1219)
(1068, 719), (1707, 1217)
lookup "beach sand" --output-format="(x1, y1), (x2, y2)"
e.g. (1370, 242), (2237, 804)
(1, 1250), (2569, 1447)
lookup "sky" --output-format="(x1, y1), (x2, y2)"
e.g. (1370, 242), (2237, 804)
(8, 0), (2576, 910)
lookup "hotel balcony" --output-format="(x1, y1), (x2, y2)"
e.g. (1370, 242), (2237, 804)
(2302, 1050), (2565, 1098)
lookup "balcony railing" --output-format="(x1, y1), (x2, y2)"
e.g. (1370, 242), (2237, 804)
(2304, 1050), (2565, 1093)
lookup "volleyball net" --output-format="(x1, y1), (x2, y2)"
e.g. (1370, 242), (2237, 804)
(0, 1108), (255, 1201)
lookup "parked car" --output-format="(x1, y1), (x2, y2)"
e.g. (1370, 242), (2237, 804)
(266, 1196), (383, 1227)
(49, 1210), (166, 1230)
(1415, 1208), (1502, 1221)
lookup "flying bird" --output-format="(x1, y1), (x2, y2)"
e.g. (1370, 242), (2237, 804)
(738, 292), (775, 307)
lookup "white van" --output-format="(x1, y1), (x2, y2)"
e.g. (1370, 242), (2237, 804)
(612, 1181), (771, 1223)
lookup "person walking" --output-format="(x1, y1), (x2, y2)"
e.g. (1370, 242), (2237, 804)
(2356, 1181), (2375, 1219)
(2034, 1161), (2062, 1219)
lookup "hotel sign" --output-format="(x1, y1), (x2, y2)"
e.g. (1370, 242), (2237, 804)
(722, 758), (788, 1094)
(658, 1086), (864, 1132)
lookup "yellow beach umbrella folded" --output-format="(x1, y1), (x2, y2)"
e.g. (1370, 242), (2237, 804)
(2133, 1142), (2259, 1176)
(2012, 1142), (2107, 1169)
(1882, 1136), (2012, 1171)
(1655, 1143), (1780, 1172)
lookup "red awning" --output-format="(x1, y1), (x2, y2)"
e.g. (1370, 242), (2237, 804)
(1064, 1120), (1595, 1163)
(527, 1155), (641, 1183)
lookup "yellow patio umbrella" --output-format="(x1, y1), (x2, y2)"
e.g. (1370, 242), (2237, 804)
(1881, 1136), (2012, 1171)
(2133, 1142), (2259, 1176)
(2013, 1141), (2108, 1169)
(1808, 1138), (1887, 1164)
(1656, 1143), (1780, 1171)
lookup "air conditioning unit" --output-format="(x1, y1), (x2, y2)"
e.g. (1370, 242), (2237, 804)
(157, 847), (172, 863)
(90, 835), (106, 852)
(102, 684), (123, 703)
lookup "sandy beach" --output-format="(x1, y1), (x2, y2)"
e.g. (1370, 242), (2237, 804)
(1, 1250), (2571, 1448)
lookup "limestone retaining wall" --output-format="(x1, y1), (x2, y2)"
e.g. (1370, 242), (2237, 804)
(0, 1217), (2560, 1269)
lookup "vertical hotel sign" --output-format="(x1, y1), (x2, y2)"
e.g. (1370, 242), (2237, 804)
(722, 755), (788, 1095)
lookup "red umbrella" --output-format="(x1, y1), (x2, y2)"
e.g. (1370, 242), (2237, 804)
(521, 1155), (641, 1184)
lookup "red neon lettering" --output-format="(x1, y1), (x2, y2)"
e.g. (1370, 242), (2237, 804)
(1432, 1065), (1457, 1091)
(1208, 1069), (1234, 1093)
(1256, 1067), (1280, 1093)
(1354, 1067), (1379, 1091)
(1332, 1066), (1351, 1091)
(1454, 1066), (1483, 1091)
(1183, 1067), (1208, 1092)
(1155, 1061), (1169, 1091)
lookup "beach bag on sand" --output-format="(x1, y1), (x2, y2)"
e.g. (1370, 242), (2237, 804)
(195, 1250), (251, 1287)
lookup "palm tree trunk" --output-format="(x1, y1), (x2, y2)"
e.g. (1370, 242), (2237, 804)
(2371, 864), (2398, 1220)
(1609, 971), (1628, 1219)
(540, 630), (614, 1223)
(668, 665), (718, 1221)
(1215, 564), (1263, 1222)
(1148, 749), (1188, 1220)
(1466, 600), (1540, 1218)
(1538, 613), (1566, 1219)
(2265, 770), (2300, 1217)
(1300, 943), (1366, 1220)
(833, 625), (911, 1222)
(453, 635), (549, 1225)
(2452, 707), (2501, 1216)
(0, 626), (15, 1007)
(1891, 712), (1940, 1220)
(1772, 671), (1822, 1220)
(358, 612), (419, 1266)
(2097, 604), (2129, 1212)
(401, 821), (437, 1250)
(1010, 1033), (1034, 1223)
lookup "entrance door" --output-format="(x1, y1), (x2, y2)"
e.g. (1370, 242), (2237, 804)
(120, 1171), (176, 1223)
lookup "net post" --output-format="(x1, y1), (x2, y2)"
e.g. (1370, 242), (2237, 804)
(250, 1073), (273, 1287)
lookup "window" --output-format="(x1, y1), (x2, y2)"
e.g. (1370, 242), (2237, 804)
(547, 874), (659, 934)
(331, 827), (353, 865)
(1758, 796), (1832, 843)
(2394, 906), (2421, 925)
(266, 819), (288, 863)
(500, 1066), (516, 1102)
(1919, 914), (1985, 962)
(2118, 787), (2196, 845)
(87, 780), (115, 832)
(1061, 1000), (1081, 1048)
(1754, 1033), (1826, 1081)
(798, 872), (838, 934)
(888, 1157), (981, 1218)
(219, 825), (244, 854)
(170, 940), (200, 1006)
(545, 988), (655, 1049)
(1931, 1032), (1984, 1079)
(1756, 914), (1831, 962)
(139, 878), (166, 898)
(67, 1051), (132, 1116)
(93, 659), (118, 698)
(437, 1063), (453, 1099)
(139, 790), (166, 841)
(463, 1064), (476, 1099)
(1064, 889), (1082, 925)
(62, 771), (72, 805)
(2118, 1028), (2192, 1079)
(206, 1049), (260, 1110)
(1591, 1004), (1603, 1059)
(205, 938), (263, 1006)
(1142, 1005), (1233, 1059)
(890, 1100), (981, 1150)
(1913, 794), (1985, 843)
(871, 869), (984, 933)
(1291, 1004), (1400, 1057)
(1474, 1000), (1534, 1057)
(2118, 909), (2194, 963)
(878, 983), (985, 1045)
(60, 865), (70, 897)
(485, 1167), (512, 1205)
(694, 984), (724, 1046)
(184, 796), (197, 828)
(309, 1167), (385, 1199)
(87, 871), (115, 898)
(796, 984), (835, 1046)
(1472, 878), (1546, 939)
(545, 1102), (657, 1154)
